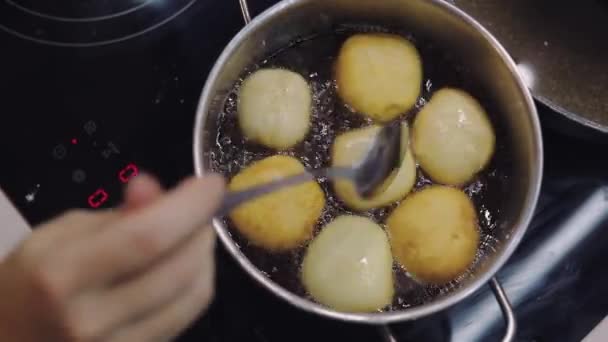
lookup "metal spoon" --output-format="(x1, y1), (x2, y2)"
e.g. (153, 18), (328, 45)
(216, 122), (403, 216)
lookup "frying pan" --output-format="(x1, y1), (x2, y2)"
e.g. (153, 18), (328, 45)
(193, 0), (543, 341)
(453, 0), (608, 138)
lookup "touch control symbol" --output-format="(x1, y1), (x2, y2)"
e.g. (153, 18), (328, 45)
(88, 189), (109, 208)
(53, 144), (67, 160)
(72, 169), (87, 183)
(84, 121), (97, 135)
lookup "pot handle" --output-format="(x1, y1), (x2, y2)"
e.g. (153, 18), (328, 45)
(238, 0), (252, 24)
(378, 325), (398, 342)
(490, 277), (517, 342)
(379, 277), (516, 342)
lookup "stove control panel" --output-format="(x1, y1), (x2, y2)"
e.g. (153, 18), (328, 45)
(50, 120), (139, 208)
(5, 119), (142, 225)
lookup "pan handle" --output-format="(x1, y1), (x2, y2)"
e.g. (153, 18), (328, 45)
(379, 277), (516, 342)
(490, 277), (517, 342)
(238, 0), (252, 24)
(378, 325), (398, 342)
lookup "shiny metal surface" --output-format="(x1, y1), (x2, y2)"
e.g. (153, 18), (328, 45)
(379, 325), (398, 342)
(193, 0), (543, 324)
(490, 278), (517, 342)
(238, 0), (251, 24)
(454, 0), (608, 133)
(353, 122), (402, 197)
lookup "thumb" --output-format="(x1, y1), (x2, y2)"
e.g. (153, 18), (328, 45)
(123, 173), (164, 212)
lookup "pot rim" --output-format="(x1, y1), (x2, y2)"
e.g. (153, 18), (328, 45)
(193, 0), (543, 324)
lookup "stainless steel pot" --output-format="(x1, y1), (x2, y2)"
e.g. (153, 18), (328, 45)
(193, 0), (543, 340)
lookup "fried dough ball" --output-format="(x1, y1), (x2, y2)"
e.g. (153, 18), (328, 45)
(387, 186), (479, 283)
(412, 88), (496, 185)
(238, 68), (312, 150)
(336, 33), (423, 122)
(228, 155), (325, 251)
(302, 215), (394, 312)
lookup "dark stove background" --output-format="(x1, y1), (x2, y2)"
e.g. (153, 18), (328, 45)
(1, 0), (607, 341)
(0, 0), (244, 224)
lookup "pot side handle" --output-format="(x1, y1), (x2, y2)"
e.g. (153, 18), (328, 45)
(239, 0), (252, 24)
(490, 277), (517, 342)
(379, 278), (516, 342)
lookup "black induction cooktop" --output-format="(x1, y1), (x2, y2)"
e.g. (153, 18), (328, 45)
(0, 0), (276, 225)
(2, 1), (608, 342)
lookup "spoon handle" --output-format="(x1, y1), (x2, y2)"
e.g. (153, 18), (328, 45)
(216, 167), (354, 217)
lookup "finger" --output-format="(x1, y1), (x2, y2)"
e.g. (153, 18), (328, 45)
(25, 210), (117, 259)
(28, 174), (161, 254)
(61, 174), (225, 290)
(123, 174), (164, 212)
(109, 230), (216, 342)
(68, 225), (215, 341)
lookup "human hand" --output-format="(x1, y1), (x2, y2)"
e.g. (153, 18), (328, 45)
(0, 173), (225, 342)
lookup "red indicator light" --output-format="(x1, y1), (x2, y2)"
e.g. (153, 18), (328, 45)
(119, 163), (139, 183)
(88, 189), (109, 208)
(71, 138), (78, 145)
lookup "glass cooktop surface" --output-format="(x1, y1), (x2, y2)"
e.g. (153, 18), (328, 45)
(0, 0), (272, 225)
